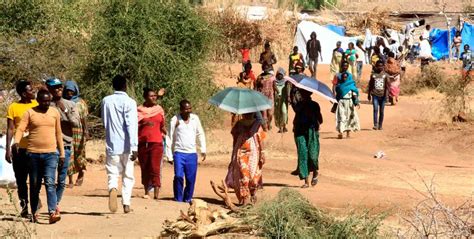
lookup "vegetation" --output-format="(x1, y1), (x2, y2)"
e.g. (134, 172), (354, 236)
(247, 188), (386, 238)
(0, 0), (221, 134)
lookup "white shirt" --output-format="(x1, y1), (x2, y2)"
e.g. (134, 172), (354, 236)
(355, 46), (365, 63)
(101, 91), (138, 155)
(169, 113), (206, 154)
(422, 29), (430, 40)
(419, 39), (432, 59)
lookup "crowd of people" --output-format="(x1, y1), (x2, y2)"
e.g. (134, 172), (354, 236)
(2, 23), (472, 225)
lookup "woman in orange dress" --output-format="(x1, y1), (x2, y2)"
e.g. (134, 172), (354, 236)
(225, 113), (265, 205)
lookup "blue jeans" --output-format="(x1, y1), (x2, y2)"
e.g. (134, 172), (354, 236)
(173, 152), (197, 202)
(56, 147), (71, 204)
(372, 95), (386, 128)
(28, 152), (58, 214)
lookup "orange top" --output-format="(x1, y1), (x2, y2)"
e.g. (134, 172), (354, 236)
(14, 107), (65, 157)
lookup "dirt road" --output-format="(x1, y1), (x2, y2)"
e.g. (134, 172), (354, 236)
(1, 64), (472, 238)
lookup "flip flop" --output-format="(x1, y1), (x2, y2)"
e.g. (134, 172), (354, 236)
(311, 177), (318, 186)
(301, 184), (309, 188)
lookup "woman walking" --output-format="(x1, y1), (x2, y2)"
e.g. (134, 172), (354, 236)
(330, 41), (344, 81)
(385, 52), (401, 105)
(63, 81), (88, 187)
(345, 42), (358, 80)
(293, 90), (322, 188)
(274, 68), (290, 133)
(225, 113), (265, 205)
(137, 88), (166, 200)
(335, 69), (360, 139)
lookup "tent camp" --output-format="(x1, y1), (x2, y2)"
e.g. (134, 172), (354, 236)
(430, 22), (474, 60)
(294, 20), (359, 65)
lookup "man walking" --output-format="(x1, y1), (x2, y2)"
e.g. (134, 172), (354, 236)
(101, 75), (138, 213)
(14, 89), (64, 224)
(306, 32), (322, 78)
(169, 100), (206, 203)
(46, 78), (80, 211)
(5, 80), (37, 218)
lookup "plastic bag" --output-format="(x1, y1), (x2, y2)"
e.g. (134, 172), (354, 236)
(0, 135), (17, 188)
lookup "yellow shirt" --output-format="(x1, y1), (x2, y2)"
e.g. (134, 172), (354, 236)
(7, 100), (38, 148)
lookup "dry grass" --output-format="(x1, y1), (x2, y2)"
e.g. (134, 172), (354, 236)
(202, 7), (297, 63)
(396, 173), (473, 238)
(345, 7), (401, 36)
(0, 187), (36, 237)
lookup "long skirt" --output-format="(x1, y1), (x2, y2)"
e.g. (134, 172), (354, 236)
(336, 92), (361, 133)
(389, 75), (401, 98)
(68, 124), (87, 175)
(138, 142), (163, 188)
(295, 128), (319, 180)
(274, 96), (288, 129)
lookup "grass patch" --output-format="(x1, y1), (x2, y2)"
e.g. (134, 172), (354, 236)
(246, 188), (386, 238)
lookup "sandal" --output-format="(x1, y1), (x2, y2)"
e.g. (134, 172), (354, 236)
(301, 184), (309, 188)
(75, 177), (84, 186)
(311, 177), (318, 186)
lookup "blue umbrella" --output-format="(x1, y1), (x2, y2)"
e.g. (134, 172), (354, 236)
(209, 87), (272, 114)
(284, 75), (337, 103)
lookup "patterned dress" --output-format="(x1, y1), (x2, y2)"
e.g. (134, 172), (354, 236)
(225, 120), (265, 203)
(68, 98), (88, 175)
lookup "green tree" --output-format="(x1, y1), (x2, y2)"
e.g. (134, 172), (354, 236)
(82, 1), (219, 123)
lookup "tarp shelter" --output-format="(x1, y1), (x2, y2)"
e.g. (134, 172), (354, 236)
(430, 22), (474, 60)
(325, 24), (346, 36)
(294, 21), (359, 64)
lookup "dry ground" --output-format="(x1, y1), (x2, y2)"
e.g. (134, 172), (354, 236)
(1, 62), (473, 238)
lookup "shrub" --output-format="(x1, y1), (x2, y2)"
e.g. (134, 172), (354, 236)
(249, 188), (385, 238)
(82, 1), (220, 124)
(400, 65), (445, 95)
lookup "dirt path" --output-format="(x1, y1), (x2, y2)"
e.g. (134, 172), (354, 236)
(1, 64), (473, 238)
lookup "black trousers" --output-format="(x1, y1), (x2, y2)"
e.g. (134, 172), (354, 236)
(12, 148), (30, 209)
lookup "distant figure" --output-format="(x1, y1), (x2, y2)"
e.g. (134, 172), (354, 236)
(14, 90), (64, 224)
(345, 42), (358, 80)
(422, 24), (431, 42)
(385, 52), (401, 105)
(329, 41), (344, 81)
(460, 44), (473, 79)
(5, 80), (37, 218)
(355, 40), (366, 82)
(368, 60), (389, 130)
(46, 78), (80, 213)
(452, 31), (462, 60)
(226, 112), (265, 205)
(237, 62), (256, 89)
(255, 67), (276, 130)
(306, 32), (322, 78)
(419, 36), (433, 71)
(101, 75), (138, 214)
(259, 42), (277, 73)
(273, 68), (290, 133)
(169, 100), (206, 203)
(62, 80), (88, 188)
(239, 43), (251, 71)
(332, 61), (351, 94)
(335, 69), (360, 139)
(293, 89), (322, 188)
(288, 46), (304, 75)
(137, 87), (166, 200)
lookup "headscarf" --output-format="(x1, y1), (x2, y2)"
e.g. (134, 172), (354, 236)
(335, 74), (359, 101)
(63, 80), (80, 103)
(275, 67), (286, 86)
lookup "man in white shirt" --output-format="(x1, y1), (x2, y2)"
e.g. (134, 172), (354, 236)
(101, 75), (138, 214)
(422, 25), (431, 42)
(169, 100), (206, 203)
(418, 36), (433, 71)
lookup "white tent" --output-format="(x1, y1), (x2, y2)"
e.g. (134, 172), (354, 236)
(294, 20), (359, 65)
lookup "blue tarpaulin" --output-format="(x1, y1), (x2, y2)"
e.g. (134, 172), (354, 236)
(325, 24), (346, 36)
(430, 22), (474, 60)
